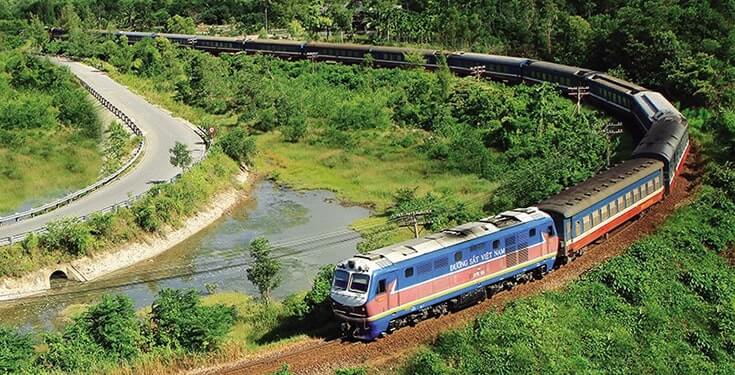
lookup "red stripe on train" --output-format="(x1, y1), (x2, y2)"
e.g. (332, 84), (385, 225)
(569, 191), (663, 251)
(365, 236), (558, 317)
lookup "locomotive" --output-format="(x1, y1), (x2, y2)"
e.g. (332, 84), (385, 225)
(50, 28), (690, 340)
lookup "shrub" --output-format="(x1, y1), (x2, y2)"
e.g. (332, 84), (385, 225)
(79, 295), (143, 361)
(150, 289), (237, 352)
(0, 326), (35, 373)
(282, 117), (307, 143)
(40, 218), (92, 256)
(133, 199), (162, 232)
(40, 295), (144, 372)
(219, 127), (257, 166)
(335, 367), (367, 375)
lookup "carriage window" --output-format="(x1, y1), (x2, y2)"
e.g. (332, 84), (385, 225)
(625, 192), (633, 206)
(529, 228), (537, 237)
(565, 221), (571, 235)
(633, 188), (640, 202)
(592, 211), (600, 226)
(609, 202), (617, 216)
(617, 196), (625, 210)
(602, 206), (609, 220)
(575, 221), (582, 235)
(404, 267), (414, 278)
(377, 279), (386, 294)
(492, 240), (500, 249)
(583, 216), (592, 232)
(454, 252), (463, 262)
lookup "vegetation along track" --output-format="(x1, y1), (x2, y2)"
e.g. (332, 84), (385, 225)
(201, 151), (701, 375)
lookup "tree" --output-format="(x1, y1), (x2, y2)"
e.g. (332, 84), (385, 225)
(219, 127), (257, 166)
(79, 295), (142, 361)
(169, 141), (192, 172)
(150, 288), (236, 352)
(246, 237), (282, 302)
(166, 15), (196, 34)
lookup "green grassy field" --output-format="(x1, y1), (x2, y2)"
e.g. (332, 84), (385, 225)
(0, 130), (102, 215)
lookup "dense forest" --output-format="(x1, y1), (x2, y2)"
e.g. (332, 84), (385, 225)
(4, 0), (735, 108)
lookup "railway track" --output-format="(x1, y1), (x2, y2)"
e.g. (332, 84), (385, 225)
(191, 152), (700, 375)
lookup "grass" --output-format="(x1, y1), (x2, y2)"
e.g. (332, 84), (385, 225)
(255, 131), (498, 212)
(0, 128), (102, 216)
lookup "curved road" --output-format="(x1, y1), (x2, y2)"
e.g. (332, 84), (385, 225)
(0, 58), (205, 240)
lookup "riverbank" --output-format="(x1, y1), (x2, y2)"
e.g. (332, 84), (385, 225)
(0, 169), (252, 301)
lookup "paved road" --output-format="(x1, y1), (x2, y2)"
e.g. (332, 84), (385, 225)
(0, 58), (205, 240)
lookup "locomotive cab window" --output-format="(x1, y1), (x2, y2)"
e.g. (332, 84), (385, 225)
(547, 225), (554, 235)
(377, 279), (386, 294)
(492, 240), (500, 249)
(405, 267), (414, 278)
(529, 228), (537, 237)
(333, 270), (349, 290)
(349, 273), (370, 293)
(454, 252), (463, 262)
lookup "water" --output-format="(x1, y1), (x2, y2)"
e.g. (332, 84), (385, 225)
(0, 181), (370, 333)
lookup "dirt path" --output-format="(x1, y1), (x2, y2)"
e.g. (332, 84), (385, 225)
(200, 153), (702, 375)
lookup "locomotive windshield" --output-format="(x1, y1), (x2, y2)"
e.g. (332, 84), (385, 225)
(349, 273), (370, 293)
(333, 270), (349, 290)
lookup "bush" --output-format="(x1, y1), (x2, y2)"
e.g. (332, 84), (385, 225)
(219, 127), (257, 166)
(40, 218), (92, 256)
(79, 295), (143, 361)
(0, 326), (35, 373)
(151, 289), (237, 352)
(40, 295), (142, 372)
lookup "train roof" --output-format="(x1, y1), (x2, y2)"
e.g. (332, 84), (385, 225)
(118, 31), (157, 37)
(633, 91), (682, 121)
(345, 208), (550, 270)
(632, 115), (688, 162)
(247, 38), (306, 46)
(178, 34), (244, 42)
(538, 158), (664, 218)
(447, 52), (530, 65)
(525, 61), (590, 75)
(306, 41), (373, 51)
(587, 73), (647, 93)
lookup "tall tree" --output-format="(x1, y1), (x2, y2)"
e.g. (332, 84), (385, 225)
(246, 237), (282, 303)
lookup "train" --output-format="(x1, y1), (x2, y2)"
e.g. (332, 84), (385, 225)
(49, 28), (690, 340)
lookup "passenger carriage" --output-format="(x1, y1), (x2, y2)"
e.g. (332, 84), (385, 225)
(585, 73), (646, 117)
(632, 117), (690, 190)
(522, 61), (591, 92)
(631, 91), (683, 132)
(538, 159), (664, 260)
(445, 53), (529, 82)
